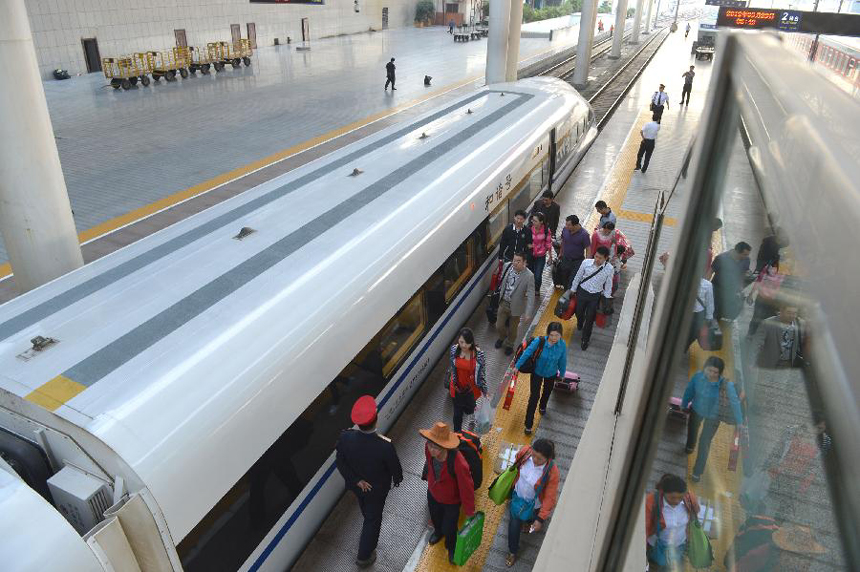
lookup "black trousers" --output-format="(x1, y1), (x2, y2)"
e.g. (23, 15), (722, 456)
(525, 375), (555, 429)
(575, 287), (601, 342)
(687, 310), (705, 350)
(652, 103), (665, 123)
(355, 488), (389, 560)
(686, 411), (721, 477)
(427, 491), (461, 559)
(452, 392), (476, 433)
(636, 139), (656, 172)
(681, 83), (692, 104)
(385, 75), (395, 89)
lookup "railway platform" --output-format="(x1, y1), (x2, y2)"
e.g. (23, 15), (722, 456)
(292, 24), (717, 572)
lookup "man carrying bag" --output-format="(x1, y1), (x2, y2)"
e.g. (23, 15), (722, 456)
(564, 246), (614, 351)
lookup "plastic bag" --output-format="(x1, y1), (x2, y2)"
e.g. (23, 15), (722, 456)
(475, 398), (492, 434)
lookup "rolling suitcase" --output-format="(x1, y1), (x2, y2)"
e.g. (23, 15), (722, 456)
(554, 371), (580, 392)
(667, 396), (689, 421)
(554, 293), (576, 320)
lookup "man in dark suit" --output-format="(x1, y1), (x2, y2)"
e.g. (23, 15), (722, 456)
(385, 58), (396, 91)
(336, 396), (403, 567)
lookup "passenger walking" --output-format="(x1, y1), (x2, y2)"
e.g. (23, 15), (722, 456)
(384, 57), (396, 91)
(635, 114), (660, 173)
(687, 277), (716, 350)
(566, 245), (614, 350)
(594, 200), (617, 230)
(504, 439), (560, 567)
(711, 242), (752, 321)
(530, 190), (561, 237)
(754, 303), (805, 369)
(528, 212), (554, 293)
(419, 422), (476, 564)
(682, 356), (744, 482)
(645, 473), (701, 570)
(559, 215), (591, 289)
(685, 22), (691, 38)
(495, 252), (535, 355)
(513, 322), (567, 434)
(447, 328), (488, 432)
(498, 210), (530, 262)
(336, 396), (404, 568)
(650, 84), (670, 123)
(680, 66), (695, 106)
(745, 262), (784, 337)
(755, 227), (789, 273)
(449, 20), (455, 34)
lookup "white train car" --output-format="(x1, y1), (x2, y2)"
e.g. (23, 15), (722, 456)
(0, 76), (597, 572)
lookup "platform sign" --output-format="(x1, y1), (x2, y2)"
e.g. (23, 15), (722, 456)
(250, 0), (324, 4)
(777, 10), (802, 32)
(717, 7), (860, 36)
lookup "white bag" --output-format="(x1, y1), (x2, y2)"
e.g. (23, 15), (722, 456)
(475, 398), (493, 434)
(740, 470), (771, 511)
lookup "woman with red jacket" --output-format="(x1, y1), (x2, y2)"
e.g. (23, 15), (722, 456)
(447, 328), (487, 432)
(645, 474), (701, 571)
(505, 439), (560, 567)
(420, 422), (476, 564)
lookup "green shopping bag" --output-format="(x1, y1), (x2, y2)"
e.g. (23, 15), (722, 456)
(487, 465), (519, 505)
(687, 518), (714, 568)
(453, 511), (485, 566)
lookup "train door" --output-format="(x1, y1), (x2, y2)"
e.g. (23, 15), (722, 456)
(231, 24), (242, 44)
(81, 38), (101, 73)
(301, 18), (310, 42)
(174, 29), (188, 47)
(382, 7), (389, 29)
(548, 128), (557, 193)
(247, 23), (257, 49)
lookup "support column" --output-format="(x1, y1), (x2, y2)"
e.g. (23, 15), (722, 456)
(0, 0), (83, 292)
(486, 0), (511, 84)
(609, 0), (630, 59)
(631, 0), (645, 43)
(505, 0), (524, 81)
(653, 0), (663, 29)
(572, 0), (599, 87)
(644, 0), (654, 34)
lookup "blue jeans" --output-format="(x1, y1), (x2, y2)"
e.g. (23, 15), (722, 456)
(507, 496), (534, 554)
(530, 255), (547, 291)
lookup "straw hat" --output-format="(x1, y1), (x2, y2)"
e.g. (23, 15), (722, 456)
(419, 422), (460, 449)
(773, 525), (826, 555)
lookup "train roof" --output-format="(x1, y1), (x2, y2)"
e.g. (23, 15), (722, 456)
(0, 76), (587, 538)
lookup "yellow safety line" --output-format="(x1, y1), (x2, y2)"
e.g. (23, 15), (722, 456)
(617, 208), (677, 226)
(415, 107), (652, 572)
(24, 375), (86, 412)
(0, 44), (568, 283)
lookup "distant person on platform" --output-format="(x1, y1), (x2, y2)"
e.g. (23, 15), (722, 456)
(635, 114), (661, 173)
(449, 20), (455, 34)
(651, 84), (669, 123)
(685, 22), (691, 38)
(385, 58), (396, 91)
(336, 396), (403, 568)
(598, 19), (604, 33)
(681, 66), (695, 106)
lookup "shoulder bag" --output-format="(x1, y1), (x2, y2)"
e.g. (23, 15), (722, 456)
(518, 337), (546, 375)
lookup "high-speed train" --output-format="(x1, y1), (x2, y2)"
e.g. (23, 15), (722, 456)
(0, 76), (597, 571)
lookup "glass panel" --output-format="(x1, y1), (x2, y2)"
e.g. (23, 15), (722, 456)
(540, 159), (548, 190)
(487, 201), (509, 252)
(379, 293), (427, 376)
(443, 239), (474, 303)
(509, 179), (534, 220)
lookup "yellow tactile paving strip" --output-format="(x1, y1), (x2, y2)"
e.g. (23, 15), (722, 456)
(415, 108), (652, 571)
(617, 208), (677, 227)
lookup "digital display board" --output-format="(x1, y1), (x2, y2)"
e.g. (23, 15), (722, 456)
(717, 8), (778, 29)
(250, 0), (324, 5)
(717, 7), (860, 35)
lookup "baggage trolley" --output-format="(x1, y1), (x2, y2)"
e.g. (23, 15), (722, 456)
(102, 54), (151, 90)
(187, 46), (215, 75)
(145, 49), (189, 82)
(207, 40), (253, 72)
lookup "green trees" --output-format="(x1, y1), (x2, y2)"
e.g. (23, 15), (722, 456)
(522, 0), (583, 23)
(598, 0), (612, 13)
(415, 0), (435, 23)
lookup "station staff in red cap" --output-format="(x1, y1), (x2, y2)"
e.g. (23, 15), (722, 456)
(335, 395), (403, 568)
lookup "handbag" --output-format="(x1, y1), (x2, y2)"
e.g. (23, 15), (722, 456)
(488, 463), (520, 505)
(453, 511), (485, 565)
(687, 518), (715, 568)
(486, 262), (513, 324)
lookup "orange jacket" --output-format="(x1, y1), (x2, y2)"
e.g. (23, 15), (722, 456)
(512, 447), (560, 522)
(644, 490), (700, 540)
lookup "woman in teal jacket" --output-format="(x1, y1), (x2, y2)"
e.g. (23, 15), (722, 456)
(513, 322), (567, 434)
(682, 356), (744, 481)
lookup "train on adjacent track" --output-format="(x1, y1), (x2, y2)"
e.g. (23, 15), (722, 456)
(0, 77), (597, 571)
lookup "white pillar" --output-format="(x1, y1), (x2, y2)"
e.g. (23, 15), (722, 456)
(486, 0), (511, 84)
(0, 0), (83, 292)
(505, 0), (524, 81)
(644, 0), (655, 33)
(610, 0), (630, 58)
(631, 0), (644, 43)
(572, 0), (599, 87)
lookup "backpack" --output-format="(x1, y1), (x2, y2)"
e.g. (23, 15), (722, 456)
(446, 430), (484, 489)
(513, 336), (545, 374)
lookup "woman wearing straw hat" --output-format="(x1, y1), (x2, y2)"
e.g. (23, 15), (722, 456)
(420, 422), (476, 564)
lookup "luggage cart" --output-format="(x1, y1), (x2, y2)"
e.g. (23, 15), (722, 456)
(186, 46), (215, 75)
(102, 54), (151, 90)
(145, 49), (189, 82)
(207, 40), (253, 72)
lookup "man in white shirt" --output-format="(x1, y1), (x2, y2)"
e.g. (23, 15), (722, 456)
(566, 245), (614, 350)
(636, 116), (661, 173)
(687, 278), (715, 350)
(651, 84), (669, 123)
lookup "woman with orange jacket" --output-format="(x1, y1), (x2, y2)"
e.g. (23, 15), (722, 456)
(504, 439), (560, 567)
(447, 328), (487, 432)
(645, 474), (701, 571)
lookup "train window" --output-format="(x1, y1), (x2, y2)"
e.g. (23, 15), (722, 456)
(471, 221), (488, 266)
(509, 179), (533, 220)
(424, 268), (448, 323)
(443, 239), (474, 303)
(487, 201), (509, 252)
(378, 292), (427, 376)
(540, 159), (549, 191)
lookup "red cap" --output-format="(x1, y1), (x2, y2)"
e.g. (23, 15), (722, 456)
(351, 395), (377, 426)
